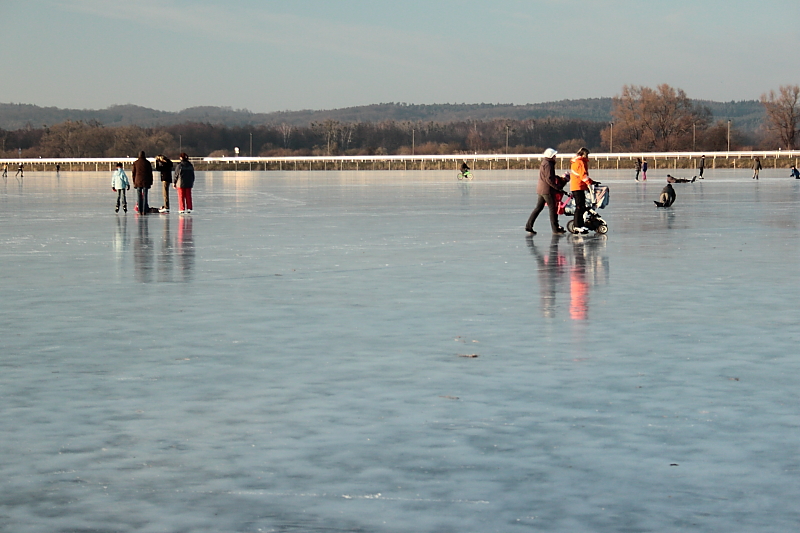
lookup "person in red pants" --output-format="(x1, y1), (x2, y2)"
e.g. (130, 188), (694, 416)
(173, 152), (195, 214)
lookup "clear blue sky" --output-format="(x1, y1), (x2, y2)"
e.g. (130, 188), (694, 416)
(2, 0), (798, 113)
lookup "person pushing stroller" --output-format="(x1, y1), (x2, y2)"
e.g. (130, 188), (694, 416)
(569, 147), (595, 234)
(526, 148), (566, 235)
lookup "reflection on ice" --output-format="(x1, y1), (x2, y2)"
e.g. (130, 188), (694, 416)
(124, 214), (194, 283)
(177, 216), (194, 282)
(526, 233), (609, 320)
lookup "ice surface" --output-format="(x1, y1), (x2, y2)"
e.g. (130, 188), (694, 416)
(1, 168), (799, 532)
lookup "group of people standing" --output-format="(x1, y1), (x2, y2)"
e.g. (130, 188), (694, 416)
(634, 158), (648, 181)
(111, 151), (195, 214)
(525, 146), (596, 235)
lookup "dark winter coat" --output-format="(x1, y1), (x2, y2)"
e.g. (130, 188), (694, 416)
(131, 152), (154, 188)
(155, 157), (173, 182)
(753, 158), (762, 171)
(173, 159), (195, 188)
(536, 158), (567, 195)
(660, 184), (676, 207)
(537, 158), (565, 196)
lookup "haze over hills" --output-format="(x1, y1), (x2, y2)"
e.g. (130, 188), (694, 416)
(0, 99), (765, 132)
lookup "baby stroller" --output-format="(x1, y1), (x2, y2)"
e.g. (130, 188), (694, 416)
(560, 184), (610, 234)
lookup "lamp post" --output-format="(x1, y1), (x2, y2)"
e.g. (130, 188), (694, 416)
(249, 132), (253, 171)
(727, 120), (731, 152)
(179, 135), (182, 154)
(506, 125), (510, 154)
(412, 128), (415, 156)
(692, 123), (696, 152)
(609, 122), (613, 153)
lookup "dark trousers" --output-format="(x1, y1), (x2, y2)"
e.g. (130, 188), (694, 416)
(526, 194), (559, 231)
(161, 181), (170, 210)
(573, 189), (587, 228)
(135, 187), (149, 213)
(116, 189), (127, 208)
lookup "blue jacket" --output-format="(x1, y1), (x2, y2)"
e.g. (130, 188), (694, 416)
(111, 168), (129, 189)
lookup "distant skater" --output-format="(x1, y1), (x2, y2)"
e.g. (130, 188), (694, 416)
(666, 174), (696, 183)
(2, 164), (7, 178)
(111, 162), (130, 213)
(525, 148), (567, 235)
(458, 161), (472, 179)
(132, 150), (154, 214)
(56, 163), (61, 174)
(15, 163), (23, 178)
(155, 154), (173, 213)
(641, 159), (648, 181)
(698, 155), (705, 179)
(752, 157), (762, 180)
(654, 183), (676, 208)
(173, 152), (195, 214)
(634, 157), (642, 181)
(791, 165), (800, 179)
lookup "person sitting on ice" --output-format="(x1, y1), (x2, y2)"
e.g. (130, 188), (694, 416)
(666, 174), (696, 183)
(791, 165), (799, 179)
(654, 183), (676, 208)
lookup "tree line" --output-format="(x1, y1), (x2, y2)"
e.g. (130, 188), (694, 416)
(1, 84), (796, 158)
(0, 118), (605, 159)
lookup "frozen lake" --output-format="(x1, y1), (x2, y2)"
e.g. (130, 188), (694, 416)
(1, 168), (799, 532)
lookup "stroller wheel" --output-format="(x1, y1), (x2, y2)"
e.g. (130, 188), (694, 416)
(596, 224), (608, 234)
(566, 220), (576, 234)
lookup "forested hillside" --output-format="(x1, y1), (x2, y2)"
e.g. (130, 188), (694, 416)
(0, 99), (763, 131)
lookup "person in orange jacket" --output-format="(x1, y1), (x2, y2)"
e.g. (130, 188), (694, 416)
(569, 147), (594, 233)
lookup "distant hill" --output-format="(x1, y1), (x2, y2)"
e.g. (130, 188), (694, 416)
(696, 100), (765, 132)
(0, 99), (765, 132)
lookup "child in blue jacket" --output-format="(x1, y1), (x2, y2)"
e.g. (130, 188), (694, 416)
(111, 162), (130, 213)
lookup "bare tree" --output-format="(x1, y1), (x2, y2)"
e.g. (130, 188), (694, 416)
(279, 123), (293, 149)
(607, 84), (710, 151)
(761, 85), (799, 149)
(322, 120), (340, 155)
(339, 123), (355, 153)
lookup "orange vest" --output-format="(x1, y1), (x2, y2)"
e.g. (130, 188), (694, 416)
(569, 156), (591, 191)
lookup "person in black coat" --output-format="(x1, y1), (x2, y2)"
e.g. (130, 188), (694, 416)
(155, 155), (174, 213)
(752, 157), (762, 180)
